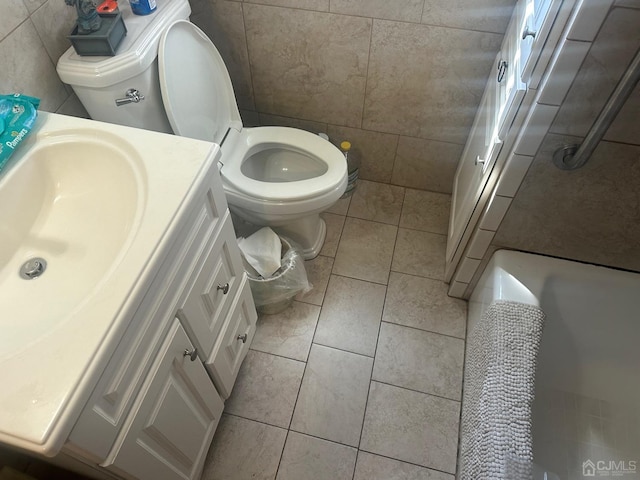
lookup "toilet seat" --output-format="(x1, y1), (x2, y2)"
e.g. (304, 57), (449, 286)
(158, 21), (346, 203)
(221, 127), (346, 202)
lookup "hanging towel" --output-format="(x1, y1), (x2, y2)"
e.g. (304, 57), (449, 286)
(458, 300), (545, 480)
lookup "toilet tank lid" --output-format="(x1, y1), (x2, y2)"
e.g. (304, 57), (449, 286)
(56, 0), (191, 89)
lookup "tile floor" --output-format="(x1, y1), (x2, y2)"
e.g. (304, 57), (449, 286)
(201, 180), (468, 480)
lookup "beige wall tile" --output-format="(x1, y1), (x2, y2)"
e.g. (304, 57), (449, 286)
(244, 5), (371, 127)
(392, 136), (462, 192)
(550, 8), (640, 138)
(422, 0), (516, 34)
(494, 134), (640, 272)
(55, 93), (89, 118)
(326, 125), (399, 183)
(330, 0), (424, 22)
(604, 83), (640, 146)
(244, 0), (329, 11)
(30, 0), (76, 63)
(0, 0), (28, 41)
(259, 112), (328, 134)
(191, 0), (255, 110)
(363, 20), (502, 145)
(0, 20), (68, 112)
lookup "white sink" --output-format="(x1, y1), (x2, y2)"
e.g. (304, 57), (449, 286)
(0, 112), (218, 454)
(0, 130), (145, 358)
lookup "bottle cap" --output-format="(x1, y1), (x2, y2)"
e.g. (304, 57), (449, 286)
(340, 141), (351, 151)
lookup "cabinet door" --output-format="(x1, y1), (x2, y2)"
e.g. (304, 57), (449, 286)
(178, 214), (245, 359)
(447, 54), (503, 264)
(207, 277), (257, 399)
(520, 0), (563, 82)
(105, 320), (224, 480)
(496, 1), (527, 140)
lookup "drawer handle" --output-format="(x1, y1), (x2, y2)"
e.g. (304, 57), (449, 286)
(475, 155), (485, 166)
(237, 334), (248, 344)
(497, 60), (508, 83)
(183, 348), (198, 361)
(522, 27), (537, 40)
(217, 283), (230, 294)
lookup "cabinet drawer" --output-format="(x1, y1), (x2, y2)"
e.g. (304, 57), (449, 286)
(67, 183), (224, 461)
(105, 320), (224, 480)
(178, 213), (245, 359)
(206, 277), (257, 399)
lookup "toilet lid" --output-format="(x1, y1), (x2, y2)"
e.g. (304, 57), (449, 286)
(158, 20), (242, 145)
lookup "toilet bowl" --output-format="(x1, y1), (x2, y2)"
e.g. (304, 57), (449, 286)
(158, 20), (347, 257)
(56, 3), (347, 259)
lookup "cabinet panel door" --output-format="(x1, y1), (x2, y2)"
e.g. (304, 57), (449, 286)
(178, 214), (244, 358)
(520, 0), (563, 82)
(207, 278), (257, 399)
(106, 320), (224, 480)
(447, 54), (503, 264)
(67, 187), (221, 461)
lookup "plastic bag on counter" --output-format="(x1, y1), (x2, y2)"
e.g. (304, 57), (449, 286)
(244, 236), (311, 314)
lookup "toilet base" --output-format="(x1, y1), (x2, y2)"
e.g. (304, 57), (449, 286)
(273, 214), (326, 260)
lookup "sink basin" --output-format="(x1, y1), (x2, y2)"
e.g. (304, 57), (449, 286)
(0, 129), (145, 359)
(0, 112), (218, 454)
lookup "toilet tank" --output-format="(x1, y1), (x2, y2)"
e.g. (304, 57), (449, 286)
(57, 0), (191, 133)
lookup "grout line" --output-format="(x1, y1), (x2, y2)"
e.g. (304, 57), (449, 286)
(310, 340), (375, 359)
(357, 447), (458, 477)
(328, 271), (389, 287)
(275, 429), (290, 477)
(240, 2), (258, 112)
(248, 346), (308, 364)
(224, 411), (289, 431)
(358, 15), (374, 129)
(370, 379), (462, 404)
(354, 275), (388, 455)
(287, 427), (359, 450)
(380, 320), (466, 342)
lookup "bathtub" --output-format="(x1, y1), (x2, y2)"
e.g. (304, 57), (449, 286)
(468, 250), (640, 480)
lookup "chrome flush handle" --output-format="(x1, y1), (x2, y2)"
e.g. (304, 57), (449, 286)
(115, 89), (145, 106)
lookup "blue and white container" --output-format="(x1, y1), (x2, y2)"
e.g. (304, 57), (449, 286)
(129, 0), (156, 15)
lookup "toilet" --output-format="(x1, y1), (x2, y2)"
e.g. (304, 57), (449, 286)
(57, 0), (347, 259)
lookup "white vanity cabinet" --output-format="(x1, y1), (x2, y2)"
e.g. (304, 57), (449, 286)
(105, 320), (224, 480)
(64, 159), (257, 480)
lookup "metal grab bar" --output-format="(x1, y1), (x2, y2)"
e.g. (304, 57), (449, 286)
(553, 48), (640, 170)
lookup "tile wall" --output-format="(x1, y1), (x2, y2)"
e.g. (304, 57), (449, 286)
(189, 0), (515, 192)
(0, 0), (88, 117)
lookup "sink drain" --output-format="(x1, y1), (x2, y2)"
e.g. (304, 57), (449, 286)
(20, 257), (47, 279)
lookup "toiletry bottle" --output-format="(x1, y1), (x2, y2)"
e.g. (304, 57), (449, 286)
(129, 0), (156, 15)
(340, 140), (359, 197)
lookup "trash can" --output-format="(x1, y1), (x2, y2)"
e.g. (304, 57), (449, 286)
(246, 237), (310, 315)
